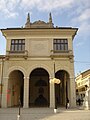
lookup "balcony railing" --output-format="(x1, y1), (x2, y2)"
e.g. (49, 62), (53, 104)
(50, 50), (73, 58)
(6, 50), (28, 59)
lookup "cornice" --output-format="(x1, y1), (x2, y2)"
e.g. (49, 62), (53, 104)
(1, 28), (78, 38)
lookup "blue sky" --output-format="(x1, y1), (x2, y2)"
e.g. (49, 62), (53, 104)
(0, 0), (90, 76)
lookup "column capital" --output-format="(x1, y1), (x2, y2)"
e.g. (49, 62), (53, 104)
(24, 77), (26, 79)
(24, 76), (29, 79)
(27, 77), (29, 79)
(49, 76), (54, 80)
(3, 77), (9, 79)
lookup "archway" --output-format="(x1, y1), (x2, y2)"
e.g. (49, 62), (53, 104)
(29, 68), (49, 107)
(7, 70), (24, 107)
(55, 70), (70, 107)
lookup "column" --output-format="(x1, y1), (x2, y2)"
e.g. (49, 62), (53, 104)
(88, 79), (90, 109)
(64, 73), (66, 105)
(88, 89), (90, 109)
(69, 77), (76, 108)
(23, 77), (29, 108)
(50, 76), (55, 108)
(85, 90), (89, 109)
(84, 85), (90, 110)
(1, 77), (8, 108)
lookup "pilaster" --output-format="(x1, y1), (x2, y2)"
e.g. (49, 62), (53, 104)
(69, 77), (76, 108)
(1, 77), (8, 108)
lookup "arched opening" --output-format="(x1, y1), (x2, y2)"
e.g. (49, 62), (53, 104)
(29, 68), (49, 107)
(8, 70), (24, 107)
(55, 70), (70, 107)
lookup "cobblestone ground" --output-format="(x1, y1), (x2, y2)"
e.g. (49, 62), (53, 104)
(0, 108), (90, 120)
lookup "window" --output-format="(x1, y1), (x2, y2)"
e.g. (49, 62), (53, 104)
(11, 39), (25, 52)
(53, 39), (68, 51)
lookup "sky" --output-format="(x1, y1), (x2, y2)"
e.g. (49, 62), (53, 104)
(0, 0), (90, 76)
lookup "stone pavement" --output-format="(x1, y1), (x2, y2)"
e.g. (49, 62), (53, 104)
(0, 107), (90, 120)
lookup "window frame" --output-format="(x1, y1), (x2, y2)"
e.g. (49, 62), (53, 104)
(53, 39), (68, 51)
(10, 39), (25, 52)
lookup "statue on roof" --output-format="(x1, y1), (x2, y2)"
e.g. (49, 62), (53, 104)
(25, 13), (31, 28)
(49, 12), (52, 23)
(24, 13), (54, 28)
(48, 12), (54, 27)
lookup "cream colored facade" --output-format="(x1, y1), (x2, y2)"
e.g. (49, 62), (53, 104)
(76, 69), (90, 109)
(0, 13), (78, 108)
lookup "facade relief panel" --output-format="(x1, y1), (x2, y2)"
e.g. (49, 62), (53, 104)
(30, 40), (49, 56)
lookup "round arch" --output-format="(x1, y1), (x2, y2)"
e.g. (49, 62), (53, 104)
(27, 64), (52, 78)
(7, 69), (24, 107)
(29, 67), (50, 107)
(56, 66), (71, 76)
(55, 69), (70, 107)
(7, 66), (26, 77)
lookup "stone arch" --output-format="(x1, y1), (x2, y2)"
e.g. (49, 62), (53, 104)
(7, 66), (26, 107)
(27, 64), (52, 78)
(29, 67), (50, 107)
(55, 69), (70, 107)
(7, 66), (27, 77)
(56, 66), (70, 76)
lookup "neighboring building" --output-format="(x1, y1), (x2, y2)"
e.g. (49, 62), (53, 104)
(0, 13), (78, 108)
(76, 69), (90, 109)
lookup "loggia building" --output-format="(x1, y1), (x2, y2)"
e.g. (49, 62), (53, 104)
(0, 13), (78, 108)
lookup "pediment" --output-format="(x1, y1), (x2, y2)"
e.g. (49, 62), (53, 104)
(24, 13), (54, 28)
(32, 20), (47, 25)
(30, 20), (54, 28)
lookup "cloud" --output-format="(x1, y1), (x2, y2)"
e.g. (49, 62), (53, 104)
(69, 0), (90, 38)
(20, 0), (74, 11)
(78, 22), (90, 38)
(0, 0), (89, 30)
(37, 0), (74, 11)
(77, 9), (90, 22)
(0, 0), (19, 18)
(0, 0), (75, 18)
(2, 8), (18, 18)
(0, 0), (89, 41)
(72, 8), (90, 24)
(75, 22), (90, 47)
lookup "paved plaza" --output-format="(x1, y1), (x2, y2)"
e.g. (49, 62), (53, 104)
(0, 107), (90, 120)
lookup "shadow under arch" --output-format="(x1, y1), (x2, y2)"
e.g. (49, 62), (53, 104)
(7, 70), (24, 107)
(29, 67), (50, 107)
(55, 70), (70, 107)
(27, 64), (52, 78)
